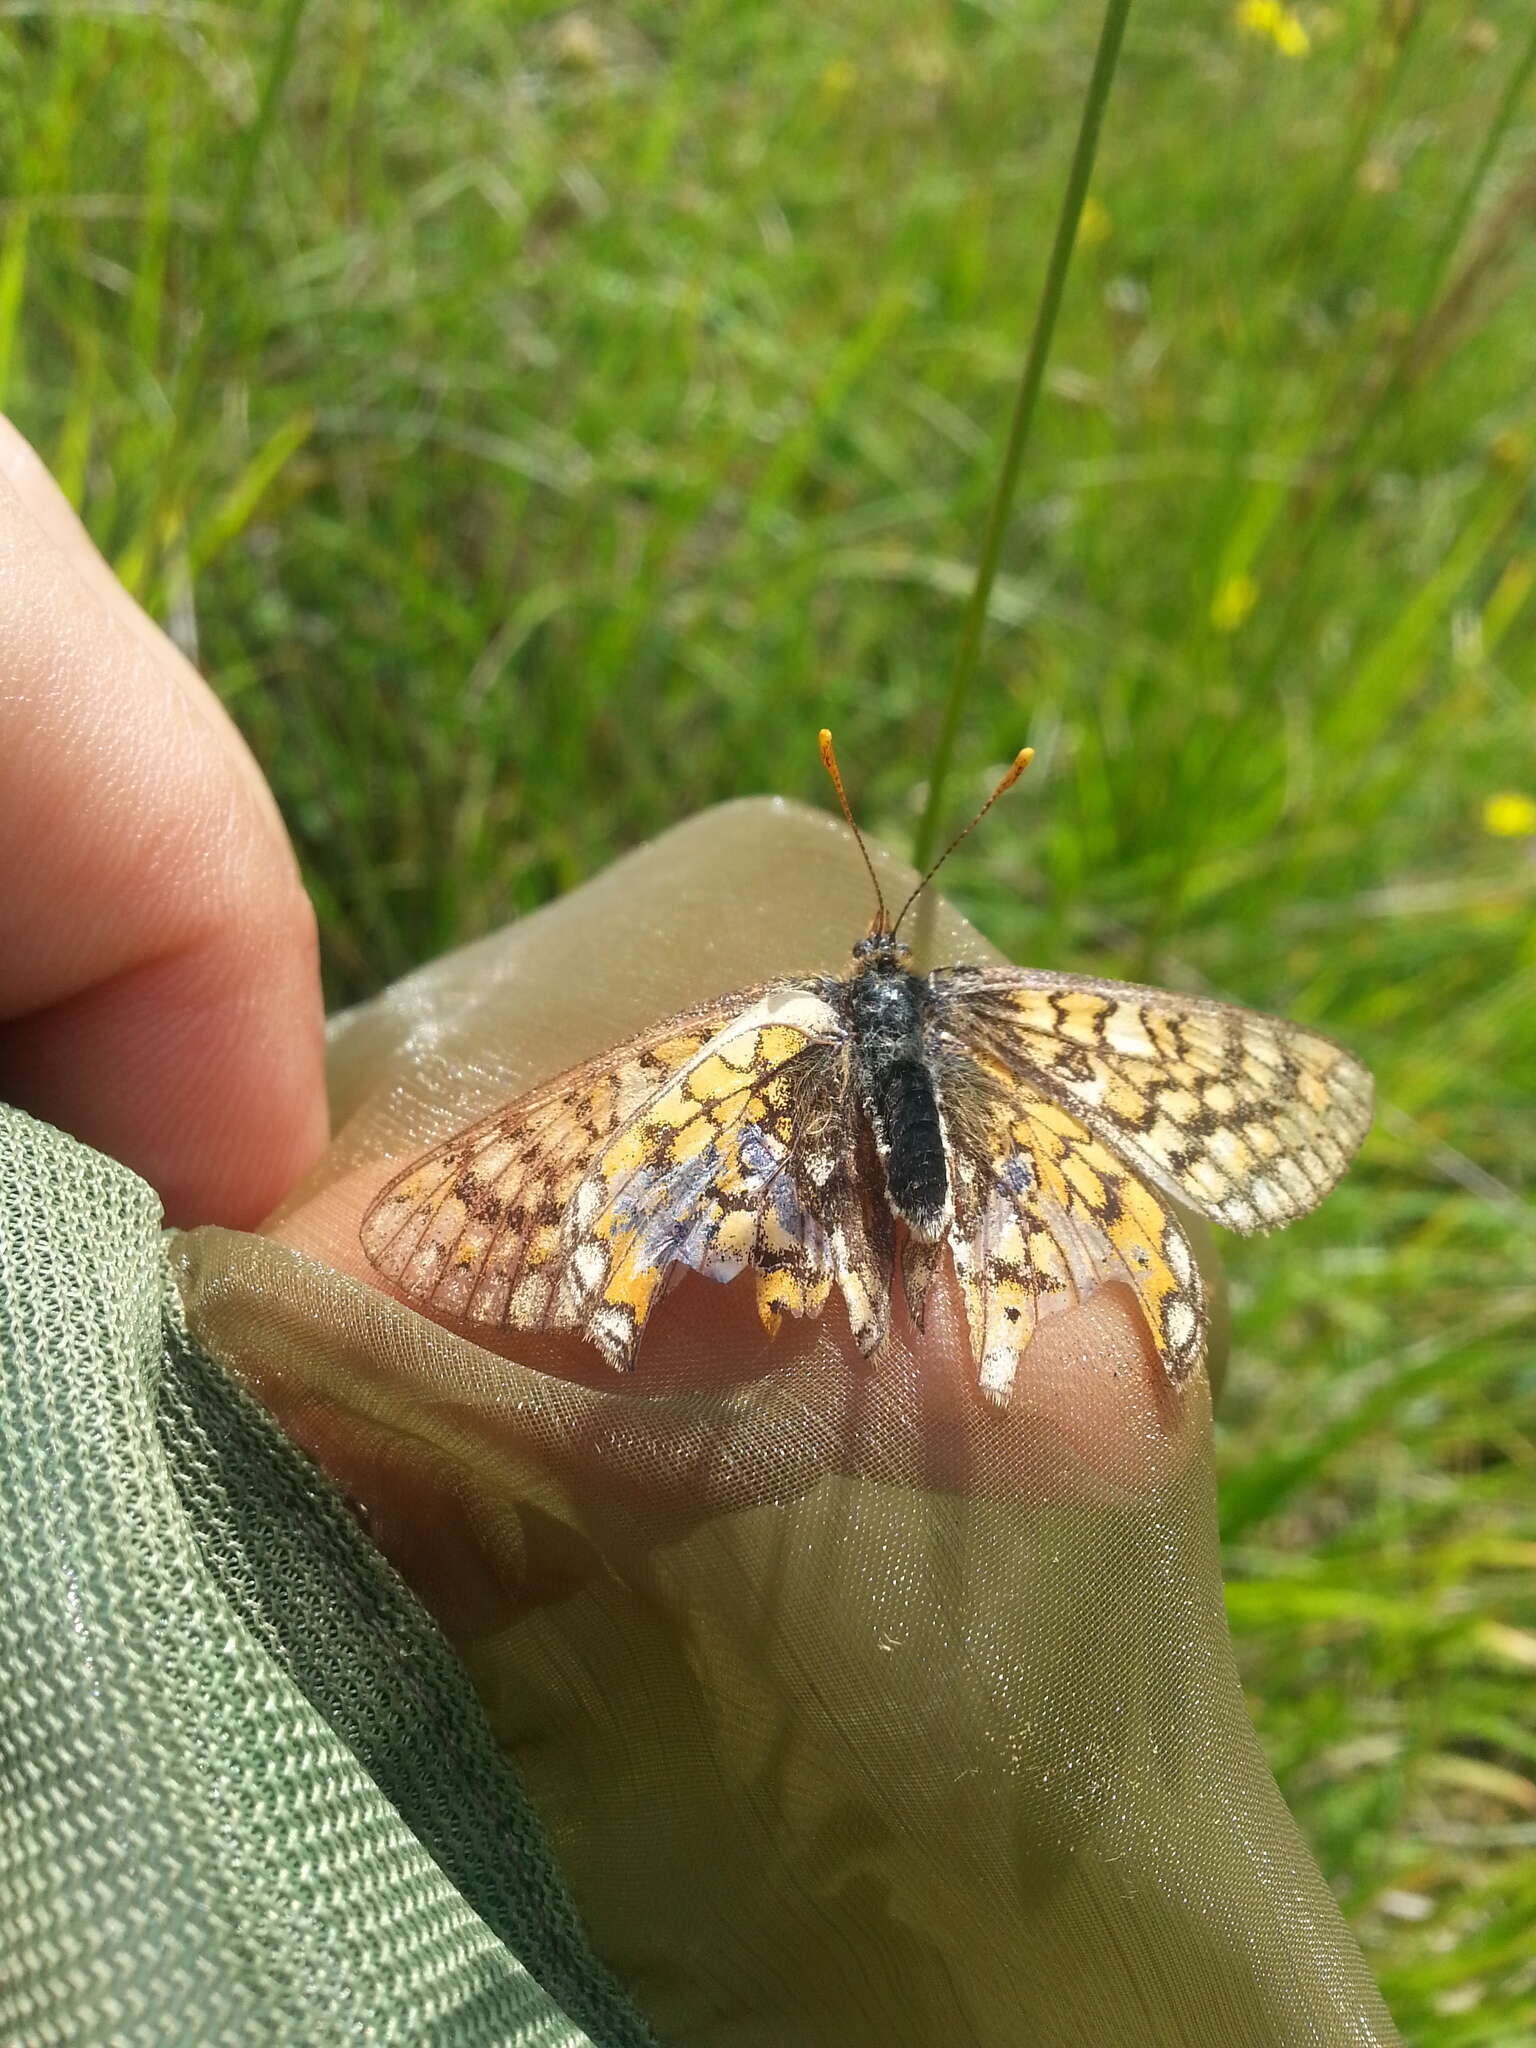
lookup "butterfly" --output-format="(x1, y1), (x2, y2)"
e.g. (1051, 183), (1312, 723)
(360, 732), (1373, 1404)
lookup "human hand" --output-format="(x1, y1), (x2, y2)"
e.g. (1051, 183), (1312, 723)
(2, 416), (1387, 2047)
(0, 416), (326, 1226)
(176, 805), (1259, 2046)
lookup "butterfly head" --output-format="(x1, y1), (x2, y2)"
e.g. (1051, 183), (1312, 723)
(851, 924), (911, 969)
(818, 727), (1034, 950)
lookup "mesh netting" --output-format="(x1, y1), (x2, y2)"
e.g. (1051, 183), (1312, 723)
(0, 1106), (651, 2045)
(168, 797), (1399, 2046)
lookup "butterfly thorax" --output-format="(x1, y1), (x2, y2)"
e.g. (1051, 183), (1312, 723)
(841, 940), (951, 1242)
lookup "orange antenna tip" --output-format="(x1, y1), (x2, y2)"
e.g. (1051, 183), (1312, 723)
(816, 724), (889, 929)
(818, 728), (852, 816)
(889, 740), (1035, 937)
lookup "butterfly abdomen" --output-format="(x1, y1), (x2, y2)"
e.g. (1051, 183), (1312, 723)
(847, 959), (950, 1239)
(870, 1056), (949, 1235)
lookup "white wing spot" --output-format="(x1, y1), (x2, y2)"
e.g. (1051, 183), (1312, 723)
(1104, 1005), (1157, 1057)
(572, 1242), (607, 1292)
(1165, 1299), (1198, 1353)
(1249, 1177), (1286, 1221)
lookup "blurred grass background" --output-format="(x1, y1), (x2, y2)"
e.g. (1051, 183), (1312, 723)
(4, 1), (1535, 2037)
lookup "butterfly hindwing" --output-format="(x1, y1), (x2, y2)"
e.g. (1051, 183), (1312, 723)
(557, 989), (847, 1367)
(944, 1085), (1205, 1402)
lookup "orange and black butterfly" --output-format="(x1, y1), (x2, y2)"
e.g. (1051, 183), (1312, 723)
(361, 735), (1372, 1403)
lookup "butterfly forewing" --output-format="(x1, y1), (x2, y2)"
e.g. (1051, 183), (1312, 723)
(360, 990), (763, 1324)
(360, 983), (873, 1368)
(932, 966), (1373, 1236)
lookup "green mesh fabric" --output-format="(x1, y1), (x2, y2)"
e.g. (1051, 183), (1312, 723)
(0, 1103), (655, 2048)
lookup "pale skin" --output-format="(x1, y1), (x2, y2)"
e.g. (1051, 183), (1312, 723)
(0, 415), (327, 1226)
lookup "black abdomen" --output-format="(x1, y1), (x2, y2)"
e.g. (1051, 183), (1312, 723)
(846, 958), (950, 1235)
(873, 1056), (948, 1234)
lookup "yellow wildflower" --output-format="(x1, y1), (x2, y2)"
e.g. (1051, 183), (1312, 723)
(1210, 572), (1259, 633)
(1236, 0), (1311, 57)
(1483, 791), (1536, 838)
(1076, 197), (1112, 250)
(819, 57), (858, 100)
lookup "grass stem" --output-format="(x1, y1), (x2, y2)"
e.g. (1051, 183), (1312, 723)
(913, 0), (1134, 870)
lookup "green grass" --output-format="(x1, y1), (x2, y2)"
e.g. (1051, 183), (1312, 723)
(5, 2), (1535, 2037)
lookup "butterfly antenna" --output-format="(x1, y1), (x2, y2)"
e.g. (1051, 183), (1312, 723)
(891, 747), (1034, 937)
(818, 728), (889, 932)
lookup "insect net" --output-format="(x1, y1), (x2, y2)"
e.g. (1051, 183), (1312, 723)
(174, 797), (1399, 2047)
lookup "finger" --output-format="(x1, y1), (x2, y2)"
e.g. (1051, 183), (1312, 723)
(0, 416), (327, 1226)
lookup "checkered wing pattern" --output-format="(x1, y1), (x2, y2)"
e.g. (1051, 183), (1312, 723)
(935, 966), (1373, 1232)
(361, 985), (872, 1370)
(942, 1086), (1205, 1402)
(930, 964), (1372, 1397)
